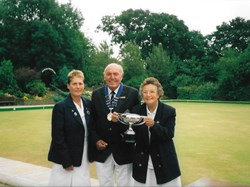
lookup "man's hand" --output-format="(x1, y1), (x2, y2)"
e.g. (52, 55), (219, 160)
(65, 165), (74, 171)
(96, 140), (108, 150)
(111, 112), (119, 122)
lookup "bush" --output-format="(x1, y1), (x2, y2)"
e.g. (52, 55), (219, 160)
(52, 65), (70, 91)
(26, 80), (46, 97)
(0, 60), (21, 96)
(178, 82), (218, 100)
(50, 95), (64, 103)
(15, 67), (40, 92)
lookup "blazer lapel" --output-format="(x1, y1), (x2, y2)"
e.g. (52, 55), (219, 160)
(154, 100), (162, 123)
(83, 98), (91, 127)
(99, 87), (110, 114)
(115, 87), (128, 112)
(139, 104), (150, 146)
(149, 100), (162, 143)
(65, 95), (83, 126)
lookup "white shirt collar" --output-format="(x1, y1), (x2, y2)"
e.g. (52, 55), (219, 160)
(146, 101), (158, 117)
(108, 85), (120, 95)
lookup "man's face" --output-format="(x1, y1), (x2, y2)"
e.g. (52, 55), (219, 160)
(104, 64), (123, 90)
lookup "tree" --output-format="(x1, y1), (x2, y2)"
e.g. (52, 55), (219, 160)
(173, 57), (204, 87)
(85, 41), (117, 88)
(206, 17), (250, 59)
(0, 60), (20, 96)
(120, 42), (147, 89)
(98, 9), (205, 60)
(145, 44), (176, 98)
(0, 0), (90, 72)
(216, 46), (250, 101)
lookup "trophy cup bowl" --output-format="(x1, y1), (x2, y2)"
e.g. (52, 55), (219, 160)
(118, 113), (144, 143)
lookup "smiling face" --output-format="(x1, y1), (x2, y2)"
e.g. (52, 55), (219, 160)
(141, 84), (160, 107)
(104, 63), (124, 90)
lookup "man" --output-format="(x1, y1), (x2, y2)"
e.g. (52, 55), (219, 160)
(90, 63), (141, 186)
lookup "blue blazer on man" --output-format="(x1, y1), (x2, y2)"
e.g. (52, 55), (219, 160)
(90, 84), (141, 165)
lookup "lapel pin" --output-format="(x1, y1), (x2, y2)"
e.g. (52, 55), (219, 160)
(86, 110), (90, 115)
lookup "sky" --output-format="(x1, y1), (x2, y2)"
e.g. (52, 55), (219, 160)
(57, 0), (250, 56)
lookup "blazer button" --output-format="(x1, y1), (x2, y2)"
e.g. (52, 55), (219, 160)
(139, 164), (142, 167)
(158, 164), (162, 168)
(109, 128), (112, 131)
(141, 152), (144, 155)
(157, 154), (160, 157)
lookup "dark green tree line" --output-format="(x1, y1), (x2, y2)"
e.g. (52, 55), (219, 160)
(0, 2), (249, 101)
(0, 0), (91, 72)
(97, 9), (250, 100)
(98, 9), (206, 60)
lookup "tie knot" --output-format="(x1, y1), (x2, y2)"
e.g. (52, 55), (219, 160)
(111, 91), (115, 100)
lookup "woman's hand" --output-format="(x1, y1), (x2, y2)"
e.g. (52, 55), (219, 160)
(144, 116), (155, 127)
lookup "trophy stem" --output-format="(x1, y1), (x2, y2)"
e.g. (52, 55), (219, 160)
(128, 123), (133, 130)
(124, 122), (135, 143)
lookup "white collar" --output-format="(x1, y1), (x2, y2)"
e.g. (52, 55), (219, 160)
(108, 85), (120, 95)
(73, 98), (83, 109)
(146, 101), (158, 115)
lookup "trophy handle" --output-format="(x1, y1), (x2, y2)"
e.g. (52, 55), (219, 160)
(130, 121), (145, 126)
(118, 113), (145, 126)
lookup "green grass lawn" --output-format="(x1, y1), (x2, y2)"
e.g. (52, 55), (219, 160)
(0, 102), (250, 186)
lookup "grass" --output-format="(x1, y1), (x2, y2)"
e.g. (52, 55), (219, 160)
(0, 102), (250, 186)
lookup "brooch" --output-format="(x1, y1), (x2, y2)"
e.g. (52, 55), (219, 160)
(72, 109), (77, 116)
(86, 109), (90, 115)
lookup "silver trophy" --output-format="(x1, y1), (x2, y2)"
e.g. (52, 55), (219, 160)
(118, 113), (144, 143)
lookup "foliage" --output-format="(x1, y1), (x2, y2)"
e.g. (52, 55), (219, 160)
(51, 65), (70, 90)
(120, 42), (147, 89)
(84, 41), (118, 88)
(0, 90), (4, 96)
(177, 82), (218, 100)
(14, 67), (40, 92)
(215, 47), (250, 100)
(0, 1), (250, 101)
(26, 80), (46, 97)
(145, 44), (176, 98)
(0, 0), (90, 72)
(206, 17), (250, 59)
(172, 57), (204, 88)
(98, 9), (205, 60)
(50, 95), (64, 103)
(0, 60), (20, 96)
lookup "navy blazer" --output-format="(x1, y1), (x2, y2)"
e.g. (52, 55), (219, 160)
(48, 94), (91, 168)
(132, 101), (181, 184)
(90, 84), (141, 165)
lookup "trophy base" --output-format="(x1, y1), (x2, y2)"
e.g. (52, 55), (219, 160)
(124, 133), (135, 144)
